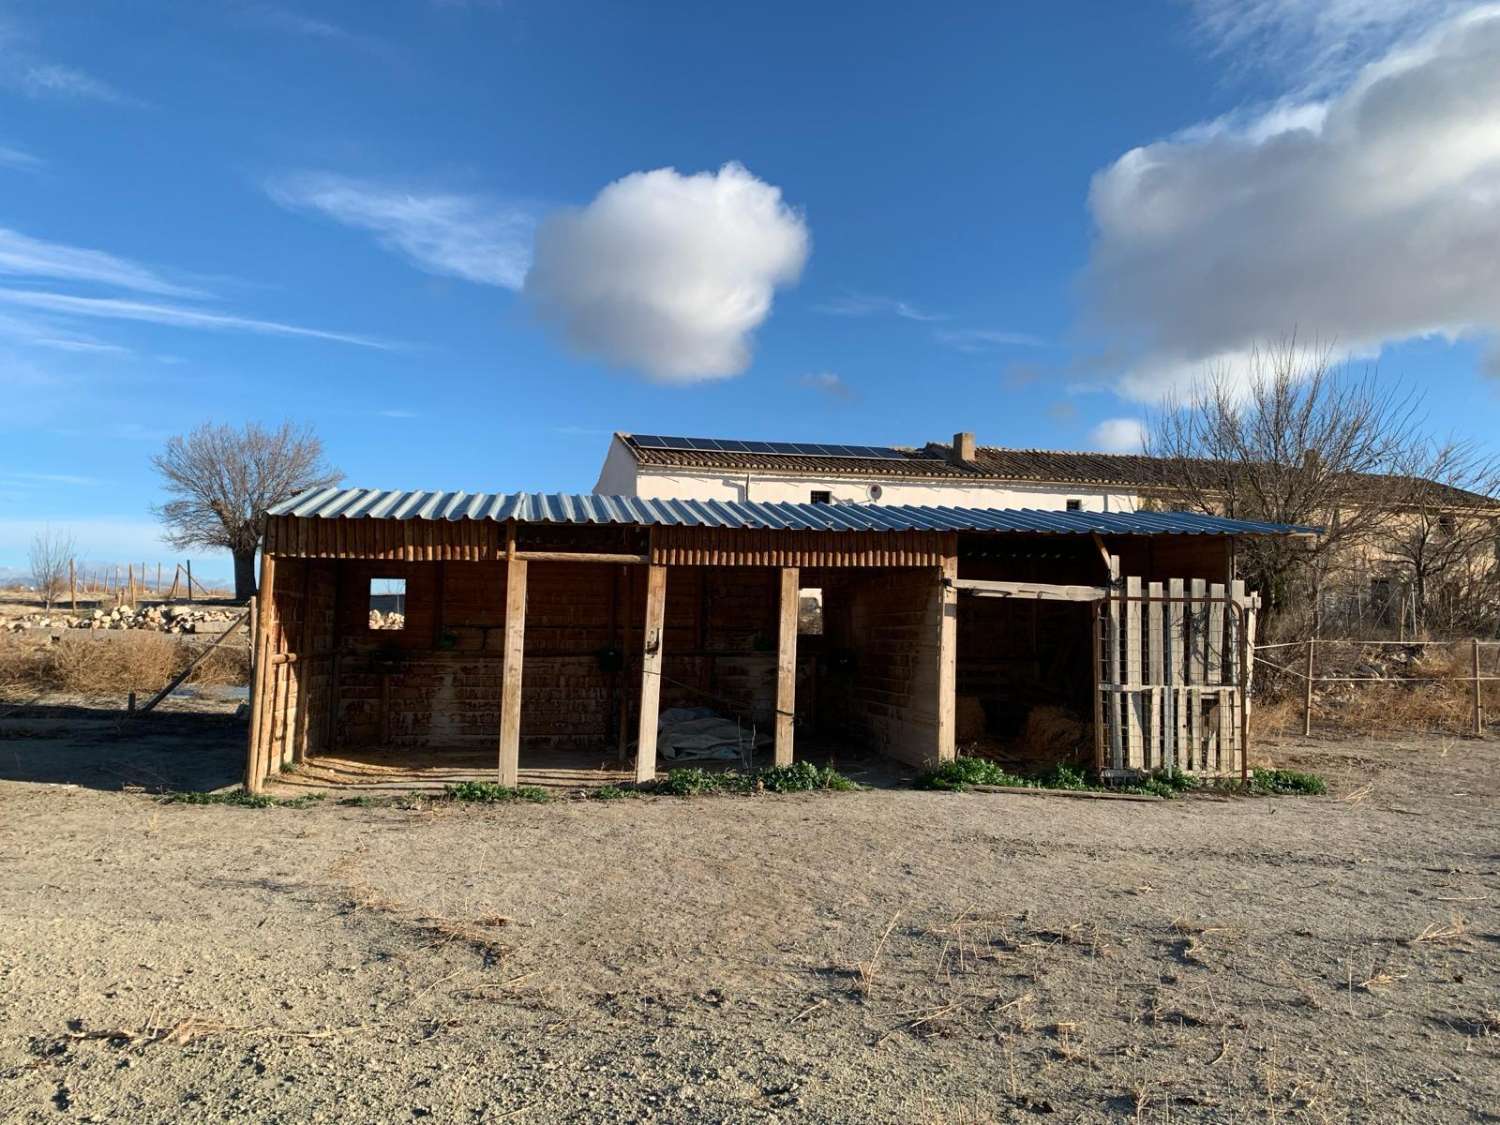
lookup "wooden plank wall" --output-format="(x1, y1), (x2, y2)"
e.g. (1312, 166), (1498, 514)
(1099, 575), (1256, 778)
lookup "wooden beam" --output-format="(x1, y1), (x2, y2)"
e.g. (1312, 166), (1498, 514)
(244, 553), (276, 793)
(635, 563), (667, 784)
(775, 567), (798, 767)
(937, 555), (958, 763)
(1091, 532), (1113, 579)
(514, 550), (649, 565)
(137, 609), (250, 716)
(955, 578), (1108, 602)
(498, 555), (528, 788)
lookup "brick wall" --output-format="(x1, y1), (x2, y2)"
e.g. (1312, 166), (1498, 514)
(825, 568), (946, 767)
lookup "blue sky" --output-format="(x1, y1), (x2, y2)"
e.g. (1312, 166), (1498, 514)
(3, 0), (1499, 577)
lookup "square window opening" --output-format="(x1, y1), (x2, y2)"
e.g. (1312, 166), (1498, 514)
(810, 490), (832, 505)
(1065, 498), (1083, 512)
(369, 577), (406, 630)
(798, 587), (824, 635)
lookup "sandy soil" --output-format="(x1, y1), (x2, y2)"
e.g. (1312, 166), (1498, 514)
(0, 706), (1497, 1122)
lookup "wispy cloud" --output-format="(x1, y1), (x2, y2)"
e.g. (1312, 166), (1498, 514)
(242, 5), (397, 61)
(0, 227), (200, 297)
(0, 144), (43, 172)
(0, 289), (393, 349)
(813, 293), (946, 322)
(799, 371), (855, 401)
(936, 328), (1045, 352)
(0, 470), (100, 487)
(0, 311), (131, 355)
(378, 408), (419, 419)
(0, 18), (125, 104)
(267, 172), (533, 288)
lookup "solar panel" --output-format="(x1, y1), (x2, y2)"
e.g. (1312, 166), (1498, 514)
(630, 435), (917, 460)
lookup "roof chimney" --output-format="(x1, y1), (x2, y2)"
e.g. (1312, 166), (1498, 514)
(952, 431), (976, 465)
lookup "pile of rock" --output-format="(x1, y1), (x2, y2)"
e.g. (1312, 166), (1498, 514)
(369, 609), (406, 631)
(4, 604), (240, 634)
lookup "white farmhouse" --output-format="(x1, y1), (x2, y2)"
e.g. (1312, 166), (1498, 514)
(594, 431), (1169, 513)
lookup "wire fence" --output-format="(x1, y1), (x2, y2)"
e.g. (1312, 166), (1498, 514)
(1253, 636), (1500, 736)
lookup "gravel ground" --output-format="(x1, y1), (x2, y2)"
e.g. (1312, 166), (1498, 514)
(1, 712), (1497, 1122)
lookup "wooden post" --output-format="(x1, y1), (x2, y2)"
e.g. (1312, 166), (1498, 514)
(245, 553), (276, 793)
(616, 565), (633, 762)
(186, 560), (194, 603)
(1302, 636), (1315, 738)
(1473, 638), (1484, 737)
(69, 559), (76, 612)
(155, 562), (161, 598)
(636, 564), (667, 784)
(1124, 575), (1143, 770)
(774, 567), (798, 767)
(936, 551), (958, 763)
(497, 555), (528, 788)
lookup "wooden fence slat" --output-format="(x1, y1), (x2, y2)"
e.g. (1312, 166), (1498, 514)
(1124, 576), (1143, 770)
(1147, 581), (1164, 773)
(1189, 578), (1207, 771)
(1167, 578), (1183, 770)
(1207, 582), (1225, 771)
(1106, 586), (1123, 771)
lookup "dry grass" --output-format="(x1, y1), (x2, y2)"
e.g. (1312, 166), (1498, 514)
(1410, 915), (1467, 946)
(0, 632), (249, 696)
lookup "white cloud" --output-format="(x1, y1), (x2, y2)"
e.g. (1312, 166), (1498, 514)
(0, 19), (123, 104)
(268, 173), (532, 288)
(0, 289), (393, 349)
(813, 294), (945, 321)
(0, 227), (199, 296)
(1088, 418), (1147, 453)
(799, 371), (854, 400)
(1084, 5), (1500, 400)
(935, 328), (1044, 352)
(524, 162), (809, 382)
(0, 144), (42, 172)
(1187, 0), (1457, 90)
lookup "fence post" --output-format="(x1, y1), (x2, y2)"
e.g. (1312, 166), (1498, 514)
(1474, 638), (1484, 737)
(1302, 636), (1315, 737)
(69, 559), (76, 612)
(186, 560), (194, 603)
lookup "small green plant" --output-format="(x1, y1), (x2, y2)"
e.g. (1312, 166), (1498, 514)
(588, 784), (632, 801)
(916, 757), (1199, 798)
(1123, 768), (1196, 798)
(1250, 767), (1327, 796)
(914, 757), (1030, 791)
(647, 762), (859, 797)
(160, 789), (324, 809)
(757, 760), (857, 793)
(445, 781), (552, 803)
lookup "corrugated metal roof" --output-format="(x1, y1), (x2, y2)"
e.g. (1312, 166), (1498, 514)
(269, 488), (1315, 537)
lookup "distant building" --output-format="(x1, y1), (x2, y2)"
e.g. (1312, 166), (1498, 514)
(594, 431), (1177, 513)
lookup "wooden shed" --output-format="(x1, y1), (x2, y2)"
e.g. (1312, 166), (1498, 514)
(244, 490), (1310, 793)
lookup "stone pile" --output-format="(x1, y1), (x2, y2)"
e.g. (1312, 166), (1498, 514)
(369, 609), (406, 631)
(4, 604), (240, 634)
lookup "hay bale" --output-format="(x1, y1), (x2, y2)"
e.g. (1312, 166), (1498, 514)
(1016, 705), (1088, 765)
(956, 695), (986, 741)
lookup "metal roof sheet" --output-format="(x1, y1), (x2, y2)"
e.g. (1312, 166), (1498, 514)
(269, 488), (1315, 537)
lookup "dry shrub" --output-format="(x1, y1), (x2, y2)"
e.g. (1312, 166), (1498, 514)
(0, 633), (249, 697)
(1016, 705), (1088, 763)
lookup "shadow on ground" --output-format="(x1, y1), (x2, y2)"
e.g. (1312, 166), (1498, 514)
(0, 700), (243, 792)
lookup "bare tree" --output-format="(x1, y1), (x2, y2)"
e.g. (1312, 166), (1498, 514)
(29, 527), (74, 611)
(151, 422), (341, 601)
(1146, 342), (1425, 627)
(1381, 439), (1500, 633)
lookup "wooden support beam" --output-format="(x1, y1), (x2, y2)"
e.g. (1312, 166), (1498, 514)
(635, 563), (667, 784)
(1091, 533), (1113, 579)
(775, 567), (798, 767)
(497, 555), (528, 788)
(244, 553), (276, 793)
(954, 578), (1108, 602)
(137, 610), (251, 716)
(937, 555), (958, 763)
(514, 550), (649, 565)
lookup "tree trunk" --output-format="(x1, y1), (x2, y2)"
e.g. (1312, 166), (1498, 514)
(233, 549), (258, 602)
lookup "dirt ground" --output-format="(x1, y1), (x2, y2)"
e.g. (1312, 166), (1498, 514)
(1, 699), (1497, 1122)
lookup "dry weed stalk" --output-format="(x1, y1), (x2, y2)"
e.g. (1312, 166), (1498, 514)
(1411, 915), (1467, 945)
(855, 911), (901, 998)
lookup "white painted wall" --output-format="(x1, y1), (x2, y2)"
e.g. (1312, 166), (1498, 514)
(590, 438), (1140, 512)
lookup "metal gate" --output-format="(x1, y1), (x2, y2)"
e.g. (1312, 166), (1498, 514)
(1093, 576), (1259, 780)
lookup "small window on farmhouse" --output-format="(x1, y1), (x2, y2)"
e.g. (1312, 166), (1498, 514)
(369, 577), (406, 630)
(810, 490), (832, 505)
(1438, 514), (1457, 536)
(1066, 498), (1083, 512)
(798, 588), (824, 635)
